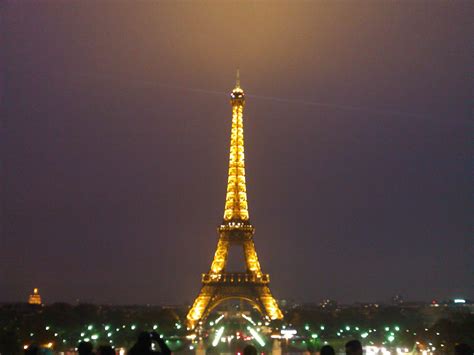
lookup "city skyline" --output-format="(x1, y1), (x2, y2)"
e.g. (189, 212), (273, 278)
(1, 2), (472, 305)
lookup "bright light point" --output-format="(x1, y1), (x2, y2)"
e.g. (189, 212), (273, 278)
(91, 334), (99, 340)
(105, 326), (110, 331)
(88, 325), (93, 330)
(45, 326), (50, 330)
(189, 346), (194, 350)
(215, 314), (225, 325)
(388, 335), (395, 342)
(385, 327), (389, 331)
(153, 325), (158, 330)
(242, 314), (256, 326)
(395, 326), (400, 331)
(304, 325), (310, 331)
(247, 326), (265, 347)
(454, 299), (466, 304)
(212, 327), (225, 347)
(361, 333), (369, 339)
(84, 338), (90, 342)
(320, 326), (325, 330)
(131, 325), (136, 330)
(345, 326), (350, 331)
(311, 334), (318, 339)
(107, 332), (112, 337)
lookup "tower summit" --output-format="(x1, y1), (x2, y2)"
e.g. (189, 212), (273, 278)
(186, 73), (283, 330)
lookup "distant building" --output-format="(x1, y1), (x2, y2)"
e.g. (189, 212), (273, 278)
(28, 288), (42, 305)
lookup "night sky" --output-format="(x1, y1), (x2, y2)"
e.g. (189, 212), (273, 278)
(1, 2), (472, 305)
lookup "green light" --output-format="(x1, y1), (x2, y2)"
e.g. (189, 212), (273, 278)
(91, 334), (99, 340)
(247, 326), (265, 347)
(88, 325), (93, 330)
(355, 327), (359, 331)
(388, 335), (395, 342)
(153, 325), (158, 330)
(305, 325), (310, 331)
(345, 326), (350, 331)
(385, 327), (389, 332)
(105, 325), (110, 331)
(131, 325), (136, 330)
(361, 332), (368, 339)
(212, 326), (225, 347)
(320, 326), (325, 330)
(311, 334), (318, 339)
(395, 326), (400, 331)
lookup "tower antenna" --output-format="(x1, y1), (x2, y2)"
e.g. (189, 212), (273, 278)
(235, 68), (240, 89)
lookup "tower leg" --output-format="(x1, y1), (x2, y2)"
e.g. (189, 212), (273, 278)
(257, 286), (284, 320)
(243, 239), (263, 277)
(187, 286), (215, 329)
(210, 238), (230, 274)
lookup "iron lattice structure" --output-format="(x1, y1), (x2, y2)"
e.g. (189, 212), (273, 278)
(186, 72), (283, 329)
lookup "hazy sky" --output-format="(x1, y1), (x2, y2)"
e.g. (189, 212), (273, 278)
(1, 1), (472, 305)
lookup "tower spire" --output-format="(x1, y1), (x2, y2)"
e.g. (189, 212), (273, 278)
(235, 68), (241, 90)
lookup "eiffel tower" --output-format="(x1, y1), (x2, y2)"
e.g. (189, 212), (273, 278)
(186, 71), (283, 330)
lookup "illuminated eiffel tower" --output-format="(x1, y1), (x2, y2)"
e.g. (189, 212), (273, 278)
(186, 72), (283, 329)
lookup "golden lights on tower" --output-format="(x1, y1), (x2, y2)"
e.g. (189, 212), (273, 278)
(224, 69), (249, 222)
(186, 72), (283, 329)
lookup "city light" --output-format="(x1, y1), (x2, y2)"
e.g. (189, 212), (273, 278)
(212, 326), (225, 347)
(247, 326), (265, 347)
(242, 314), (256, 326)
(214, 314), (225, 325)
